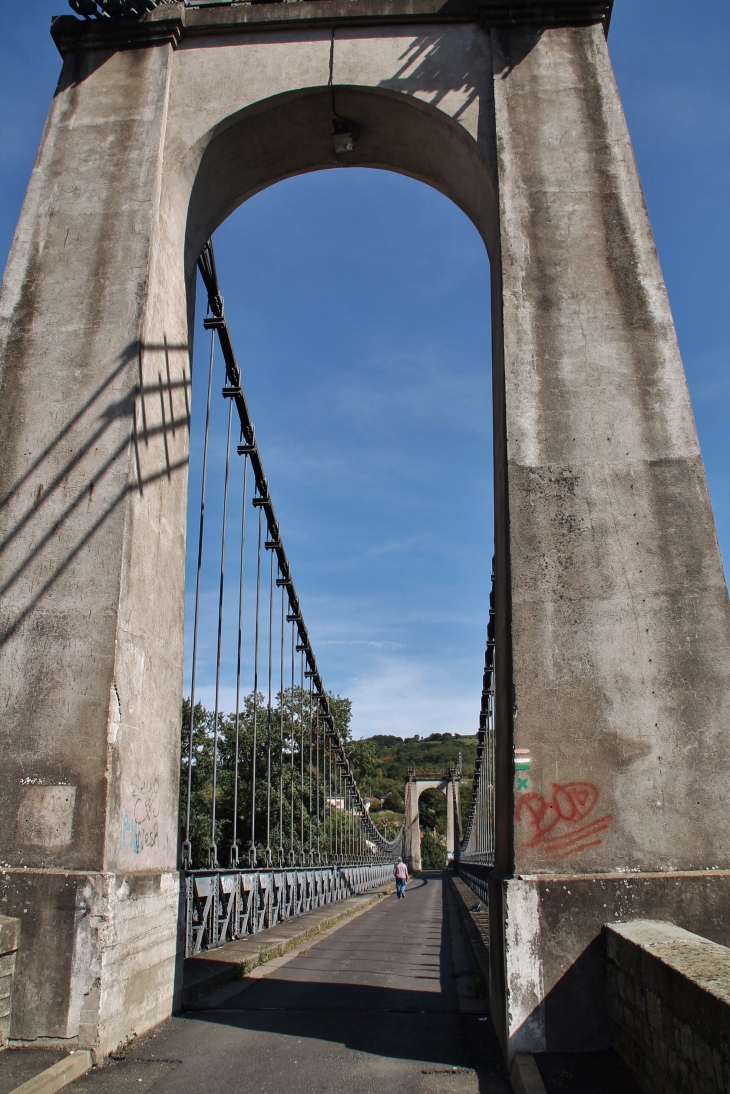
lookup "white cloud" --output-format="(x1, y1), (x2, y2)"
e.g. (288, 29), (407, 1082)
(348, 657), (479, 740)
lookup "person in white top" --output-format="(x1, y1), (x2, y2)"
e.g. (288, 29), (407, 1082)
(394, 858), (408, 899)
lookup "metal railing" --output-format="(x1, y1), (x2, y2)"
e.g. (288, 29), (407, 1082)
(185, 862), (394, 956)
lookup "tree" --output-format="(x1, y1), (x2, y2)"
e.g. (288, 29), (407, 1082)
(420, 830), (446, 870)
(418, 787), (446, 836)
(381, 789), (404, 813)
(180, 687), (363, 868)
(346, 737), (379, 785)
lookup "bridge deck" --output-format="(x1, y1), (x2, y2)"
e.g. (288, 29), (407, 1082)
(65, 873), (510, 1094)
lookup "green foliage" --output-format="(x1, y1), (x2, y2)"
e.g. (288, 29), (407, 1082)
(344, 732), (478, 807)
(460, 779), (473, 827)
(346, 737), (379, 785)
(180, 690), (479, 866)
(328, 694), (353, 741)
(420, 829), (447, 870)
(368, 810), (402, 841)
(380, 789), (404, 812)
(180, 688), (355, 868)
(419, 787), (446, 836)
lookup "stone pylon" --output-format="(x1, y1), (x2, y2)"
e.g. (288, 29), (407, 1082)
(403, 770), (461, 871)
(0, 0), (727, 1062)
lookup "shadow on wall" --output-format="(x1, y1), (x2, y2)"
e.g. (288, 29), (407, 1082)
(0, 337), (190, 647)
(51, 16), (544, 179)
(369, 25), (541, 177)
(374, 26), (542, 111)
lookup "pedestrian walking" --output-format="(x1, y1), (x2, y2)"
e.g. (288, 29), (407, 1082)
(394, 857), (408, 899)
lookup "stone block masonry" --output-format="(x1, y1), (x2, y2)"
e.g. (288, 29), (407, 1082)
(0, 917), (19, 1049)
(606, 919), (730, 1093)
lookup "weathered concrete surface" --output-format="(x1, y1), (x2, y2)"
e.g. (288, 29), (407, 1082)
(606, 919), (730, 1093)
(0, 871), (181, 1057)
(0, 0), (727, 1064)
(0, 918), (19, 1050)
(492, 869), (730, 1058)
(0, 32), (186, 1059)
(489, 22), (730, 1059)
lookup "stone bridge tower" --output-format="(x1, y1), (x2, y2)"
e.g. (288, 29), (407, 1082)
(0, 0), (728, 1066)
(403, 767), (461, 871)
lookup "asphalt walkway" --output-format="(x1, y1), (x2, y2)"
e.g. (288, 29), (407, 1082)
(66, 873), (511, 1094)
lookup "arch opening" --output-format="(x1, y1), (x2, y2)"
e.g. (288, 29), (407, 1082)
(179, 161), (494, 875)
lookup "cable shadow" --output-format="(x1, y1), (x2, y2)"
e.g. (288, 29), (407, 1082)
(375, 31), (481, 121)
(0, 336), (191, 647)
(365, 26), (540, 194)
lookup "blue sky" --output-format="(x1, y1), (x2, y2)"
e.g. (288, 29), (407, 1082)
(1, 3), (728, 739)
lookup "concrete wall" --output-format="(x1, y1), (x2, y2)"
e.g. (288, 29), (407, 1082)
(0, 3), (498, 1056)
(606, 920), (730, 1094)
(0, 0), (727, 1059)
(0, 34), (186, 1056)
(489, 22), (730, 1059)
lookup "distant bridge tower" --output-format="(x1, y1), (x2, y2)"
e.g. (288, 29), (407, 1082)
(403, 767), (461, 872)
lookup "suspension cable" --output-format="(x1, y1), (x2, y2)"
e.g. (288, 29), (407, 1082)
(183, 325), (216, 869)
(195, 239), (403, 861)
(230, 452), (248, 867)
(278, 579), (285, 867)
(315, 703), (321, 862)
(308, 675), (313, 862)
(265, 543), (274, 867)
(249, 503), (263, 867)
(299, 649), (305, 864)
(209, 396), (234, 867)
(289, 619), (295, 864)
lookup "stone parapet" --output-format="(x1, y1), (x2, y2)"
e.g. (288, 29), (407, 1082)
(606, 919), (730, 1094)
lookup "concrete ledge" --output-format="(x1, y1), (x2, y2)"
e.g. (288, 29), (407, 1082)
(51, 0), (613, 55)
(182, 886), (394, 1007)
(6, 1052), (92, 1094)
(606, 919), (730, 1093)
(509, 1055), (548, 1094)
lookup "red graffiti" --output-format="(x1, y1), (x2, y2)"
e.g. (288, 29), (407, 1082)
(516, 782), (613, 858)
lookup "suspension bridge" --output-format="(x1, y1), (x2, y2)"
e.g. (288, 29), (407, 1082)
(187, 242), (439, 951)
(182, 241), (496, 955)
(1, 1), (729, 1092)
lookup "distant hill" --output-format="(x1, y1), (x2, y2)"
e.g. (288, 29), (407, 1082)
(356, 732), (477, 804)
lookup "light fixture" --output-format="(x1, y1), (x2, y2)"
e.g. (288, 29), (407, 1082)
(329, 27), (359, 155)
(332, 116), (358, 155)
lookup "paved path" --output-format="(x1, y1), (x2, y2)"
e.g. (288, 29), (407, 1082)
(68, 874), (510, 1094)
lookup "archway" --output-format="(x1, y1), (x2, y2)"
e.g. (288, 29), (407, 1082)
(181, 166), (492, 873)
(403, 772), (462, 871)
